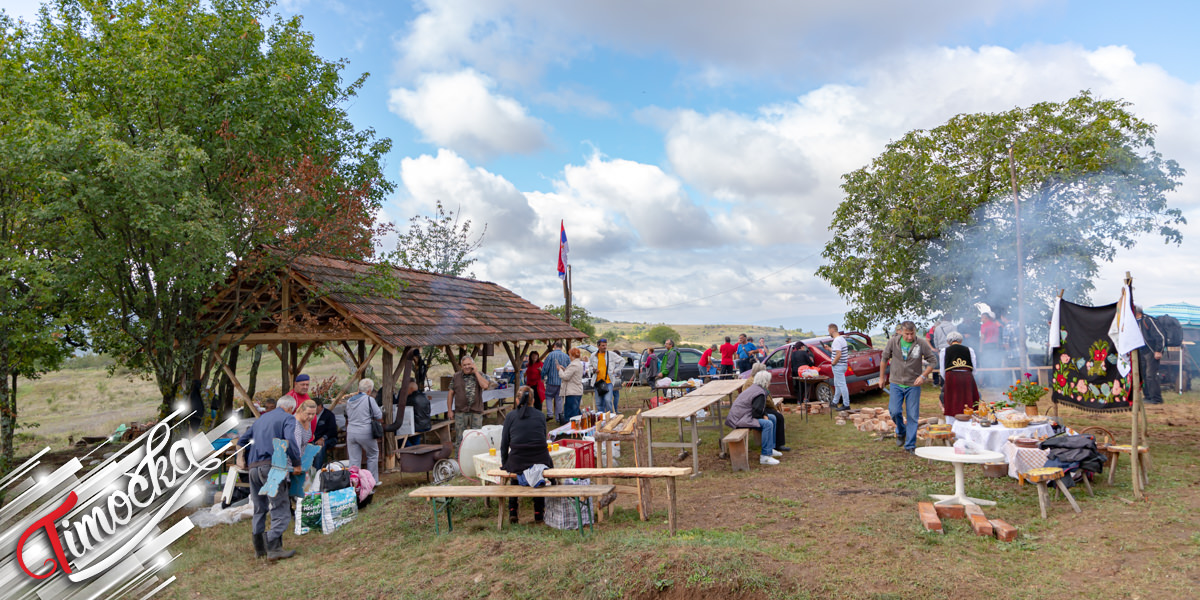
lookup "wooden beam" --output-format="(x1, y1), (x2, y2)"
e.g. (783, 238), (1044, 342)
(348, 344), (381, 384)
(443, 346), (461, 372)
(269, 344), (284, 363)
(295, 342), (319, 375)
(470, 344), (482, 359)
(382, 350), (395, 470)
(287, 271), (394, 352)
(216, 353), (259, 418)
(207, 332), (372, 344)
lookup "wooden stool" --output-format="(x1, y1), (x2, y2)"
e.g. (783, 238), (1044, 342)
(723, 429), (750, 472)
(925, 431), (956, 447)
(1104, 444), (1150, 488)
(1025, 467), (1081, 519)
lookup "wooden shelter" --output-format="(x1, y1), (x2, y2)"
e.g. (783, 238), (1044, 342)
(201, 250), (588, 468)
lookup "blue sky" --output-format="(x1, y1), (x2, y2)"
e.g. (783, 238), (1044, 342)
(8, 0), (1200, 332)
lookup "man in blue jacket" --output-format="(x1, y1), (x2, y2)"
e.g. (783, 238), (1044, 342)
(238, 396), (302, 561)
(310, 396), (339, 468)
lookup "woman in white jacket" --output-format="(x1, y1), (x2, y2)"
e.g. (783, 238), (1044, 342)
(557, 348), (585, 422)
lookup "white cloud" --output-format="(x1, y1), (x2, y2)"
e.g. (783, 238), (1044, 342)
(394, 0), (1048, 84)
(388, 70), (548, 161)
(397, 148), (537, 251)
(392, 43), (1200, 325)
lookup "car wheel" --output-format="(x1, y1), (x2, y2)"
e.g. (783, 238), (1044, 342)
(814, 382), (834, 403)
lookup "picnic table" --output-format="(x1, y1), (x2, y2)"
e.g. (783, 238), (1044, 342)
(640, 378), (749, 476)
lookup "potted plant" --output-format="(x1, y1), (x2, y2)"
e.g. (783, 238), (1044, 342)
(1005, 374), (1049, 416)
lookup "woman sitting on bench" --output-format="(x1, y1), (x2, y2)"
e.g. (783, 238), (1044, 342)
(726, 371), (783, 465)
(500, 386), (554, 524)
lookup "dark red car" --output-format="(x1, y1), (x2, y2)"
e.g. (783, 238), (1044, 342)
(740, 332), (888, 403)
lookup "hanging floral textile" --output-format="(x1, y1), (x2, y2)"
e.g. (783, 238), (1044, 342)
(1048, 299), (1133, 413)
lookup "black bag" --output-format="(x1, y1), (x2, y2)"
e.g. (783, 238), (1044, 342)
(320, 465), (351, 492)
(1156, 314), (1183, 347)
(371, 420), (384, 439)
(596, 381), (612, 394)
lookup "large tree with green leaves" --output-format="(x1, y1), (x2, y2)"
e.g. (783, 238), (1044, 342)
(7, 0), (393, 414)
(818, 91), (1184, 332)
(544, 304), (596, 340)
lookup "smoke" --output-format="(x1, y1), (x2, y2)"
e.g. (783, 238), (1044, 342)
(923, 189), (1104, 359)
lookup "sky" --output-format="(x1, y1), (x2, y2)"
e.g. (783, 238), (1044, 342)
(7, 0), (1200, 333)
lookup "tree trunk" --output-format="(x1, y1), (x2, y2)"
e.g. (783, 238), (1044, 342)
(246, 345), (263, 401)
(0, 357), (14, 476)
(219, 346), (240, 415)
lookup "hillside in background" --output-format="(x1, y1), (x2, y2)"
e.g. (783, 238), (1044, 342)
(596, 322), (818, 351)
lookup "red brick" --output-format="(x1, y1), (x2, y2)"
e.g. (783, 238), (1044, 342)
(917, 502), (943, 534)
(934, 504), (966, 520)
(962, 505), (992, 536)
(990, 519), (1018, 542)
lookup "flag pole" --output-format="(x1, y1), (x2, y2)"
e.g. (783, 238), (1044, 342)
(564, 264), (572, 350)
(1126, 271), (1144, 499)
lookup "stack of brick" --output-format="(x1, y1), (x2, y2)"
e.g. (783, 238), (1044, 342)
(917, 502), (1018, 542)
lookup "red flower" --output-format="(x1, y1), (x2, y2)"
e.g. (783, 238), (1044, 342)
(1055, 374), (1067, 387)
(1093, 349), (1106, 361)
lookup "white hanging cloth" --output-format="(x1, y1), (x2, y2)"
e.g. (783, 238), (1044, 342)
(1108, 285), (1145, 377)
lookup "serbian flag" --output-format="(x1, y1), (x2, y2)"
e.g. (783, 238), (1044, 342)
(557, 221), (569, 280)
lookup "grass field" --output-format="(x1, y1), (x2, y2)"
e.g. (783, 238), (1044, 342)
(159, 384), (1200, 600)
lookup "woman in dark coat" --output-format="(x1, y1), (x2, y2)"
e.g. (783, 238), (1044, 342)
(524, 351), (546, 412)
(938, 332), (980, 417)
(500, 386), (554, 523)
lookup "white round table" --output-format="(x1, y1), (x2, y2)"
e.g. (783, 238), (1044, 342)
(914, 446), (1006, 507)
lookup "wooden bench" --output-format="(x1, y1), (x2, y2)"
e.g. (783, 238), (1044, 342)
(486, 467), (691, 535)
(722, 428), (762, 472)
(409, 484), (615, 535)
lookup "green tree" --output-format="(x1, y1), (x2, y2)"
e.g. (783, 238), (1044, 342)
(390, 200), (485, 278)
(643, 325), (682, 345)
(0, 12), (89, 473)
(818, 92), (1184, 331)
(12, 0), (393, 413)
(544, 304), (596, 340)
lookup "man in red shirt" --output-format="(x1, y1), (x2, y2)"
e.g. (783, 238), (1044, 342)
(699, 344), (717, 377)
(285, 373), (311, 414)
(718, 336), (737, 378)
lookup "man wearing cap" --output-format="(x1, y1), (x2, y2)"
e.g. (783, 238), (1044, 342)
(588, 338), (625, 413)
(284, 374), (311, 414)
(237, 395), (302, 561)
(659, 339), (683, 381)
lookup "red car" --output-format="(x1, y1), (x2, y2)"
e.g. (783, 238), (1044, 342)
(740, 332), (888, 403)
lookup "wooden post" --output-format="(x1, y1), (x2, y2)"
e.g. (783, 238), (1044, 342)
(1126, 272), (1144, 500)
(281, 274), (291, 394)
(382, 349), (395, 472)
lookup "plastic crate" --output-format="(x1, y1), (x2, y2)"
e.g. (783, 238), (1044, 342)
(559, 438), (596, 469)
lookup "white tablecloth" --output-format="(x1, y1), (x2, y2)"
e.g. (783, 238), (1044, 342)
(473, 447), (577, 484)
(950, 420), (1056, 453)
(1002, 442), (1050, 480)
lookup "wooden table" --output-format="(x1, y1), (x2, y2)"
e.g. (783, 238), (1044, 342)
(641, 379), (749, 476)
(792, 376), (830, 423)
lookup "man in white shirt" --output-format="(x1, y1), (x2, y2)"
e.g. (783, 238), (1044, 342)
(828, 324), (850, 410)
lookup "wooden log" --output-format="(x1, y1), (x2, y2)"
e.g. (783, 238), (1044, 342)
(665, 476), (678, 535)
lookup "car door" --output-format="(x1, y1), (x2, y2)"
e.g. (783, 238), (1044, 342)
(763, 348), (790, 397)
(678, 349), (701, 380)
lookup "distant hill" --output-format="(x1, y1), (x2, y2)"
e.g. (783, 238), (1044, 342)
(593, 322), (818, 351)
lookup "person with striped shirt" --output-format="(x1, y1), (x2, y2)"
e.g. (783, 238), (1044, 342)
(542, 341), (571, 423)
(828, 324), (851, 410)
